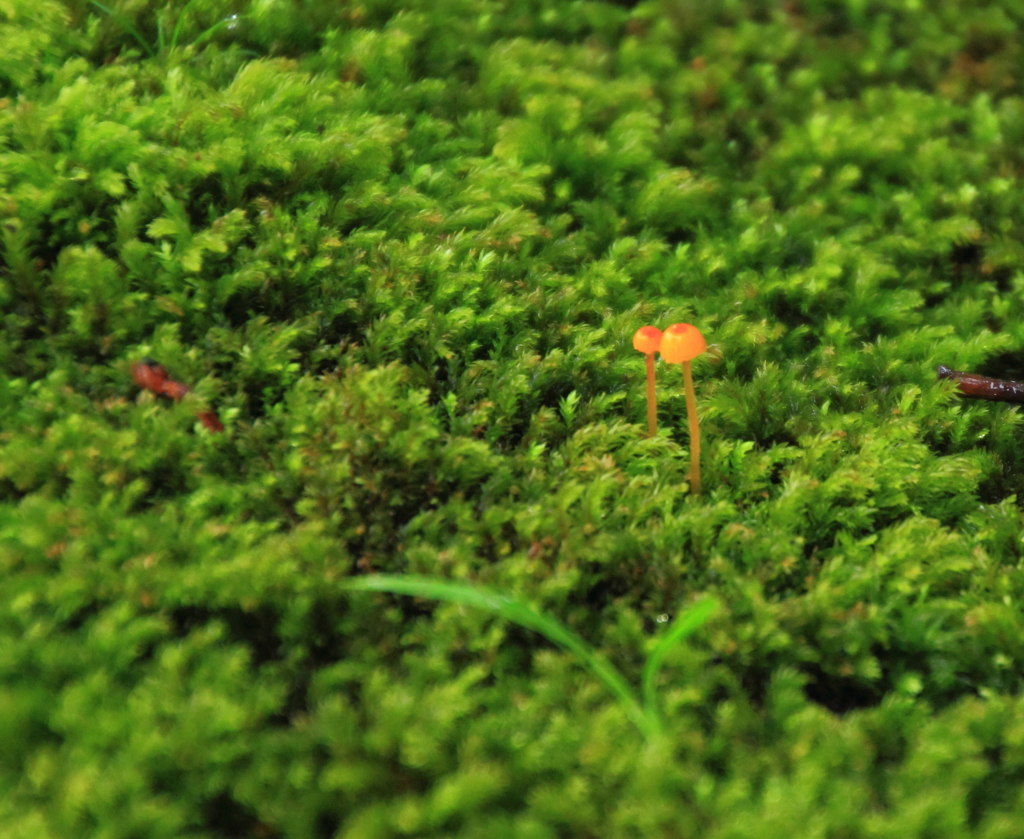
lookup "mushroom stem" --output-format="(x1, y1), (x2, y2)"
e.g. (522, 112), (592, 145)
(682, 360), (700, 495)
(645, 352), (657, 437)
(633, 325), (664, 438)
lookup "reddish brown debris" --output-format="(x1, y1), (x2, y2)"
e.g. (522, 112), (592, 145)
(131, 359), (224, 432)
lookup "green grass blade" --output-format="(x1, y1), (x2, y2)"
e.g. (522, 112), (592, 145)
(169, 0), (204, 50)
(189, 15), (243, 50)
(86, 0), (155, 57)
(169, 7), (185, 50)
(167, 0), (242, 54)
(641, 598), (720, 729)
(344, 575), (652, 736)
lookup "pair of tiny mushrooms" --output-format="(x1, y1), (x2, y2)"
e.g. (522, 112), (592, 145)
(630, 323), (1024, 496)
(633, 323), (707, 495)
(631, 329), (1024, 498)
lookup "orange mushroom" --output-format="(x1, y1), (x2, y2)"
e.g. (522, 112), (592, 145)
(659, 323), (707, 495)
(632, 326), (663, 437)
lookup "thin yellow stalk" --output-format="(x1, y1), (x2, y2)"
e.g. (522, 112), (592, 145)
(645, 353), (657, 437)
(682, 360), (700, 495)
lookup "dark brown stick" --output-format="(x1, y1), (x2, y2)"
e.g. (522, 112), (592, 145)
(937, 364), (1024, 403)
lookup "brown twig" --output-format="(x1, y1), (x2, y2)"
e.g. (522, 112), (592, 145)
(937, 364), (1024, 403)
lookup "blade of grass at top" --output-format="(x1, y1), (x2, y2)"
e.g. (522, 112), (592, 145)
(169, 0), (198, 51)
(86, 0), (155, 57)
(344, 574), (652, 736)
(641, 598), (719, 732)
(188, 15), (244, 51)
(170, 0), (237, 52)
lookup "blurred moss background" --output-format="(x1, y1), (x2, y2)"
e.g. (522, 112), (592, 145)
(6, 0), (1024, 836)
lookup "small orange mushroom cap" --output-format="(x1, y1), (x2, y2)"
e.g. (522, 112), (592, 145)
(659, 323), (706, 363)
(632, 325), (663, 354)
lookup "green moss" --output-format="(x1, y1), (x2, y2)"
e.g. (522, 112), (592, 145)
(8, 0), (1024, 835)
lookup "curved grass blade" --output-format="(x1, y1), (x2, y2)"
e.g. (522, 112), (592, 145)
(188, 15), (245, 51)
(641, 597), (719, 732)
(86, 0), (155, 57)
(344, 575), (652, 736)
(168, 0), (195, 51)
(168, 0), (243, 53)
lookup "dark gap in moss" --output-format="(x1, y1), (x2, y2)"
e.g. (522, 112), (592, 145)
(975, 350), (1024, 383)
(977, 467), (1024, 507)
(659, 228), (697, 252)
(315, 812), (341, 839)
(170, 605), (284, 668)
(0, 477), (26, 503)
(582, 574), (631, 615)
(738, 664), (774, 710)
(802, 666), (881, 713)
(496, 624), (542, 675)
(202, 792), (276, 839)
(60, 601), (106, 634)
(950, 241), (984, 273)
(967, 759), (1024, 827)
(988, 264), (1015, 298)
(271, 634), (351, 725)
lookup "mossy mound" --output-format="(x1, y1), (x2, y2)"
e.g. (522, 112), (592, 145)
(6, 1), (1024, 836)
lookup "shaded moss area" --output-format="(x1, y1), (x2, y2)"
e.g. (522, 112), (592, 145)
(7, 0), (1024, 835)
